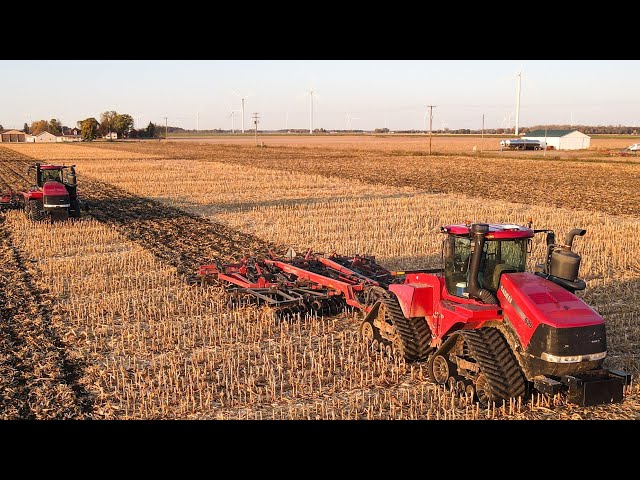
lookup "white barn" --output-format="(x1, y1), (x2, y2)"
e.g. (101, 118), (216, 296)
(523, 129), (591, 150)
(34, 131), (58, 143)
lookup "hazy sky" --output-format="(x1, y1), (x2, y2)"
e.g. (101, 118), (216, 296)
(1, 60), (639, 131)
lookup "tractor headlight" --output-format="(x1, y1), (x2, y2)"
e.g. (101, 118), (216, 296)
(541, 351), (606, 363)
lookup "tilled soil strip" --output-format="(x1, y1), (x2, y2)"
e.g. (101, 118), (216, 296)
(0, 219), (90, 419)
(80, 179), (282, 278)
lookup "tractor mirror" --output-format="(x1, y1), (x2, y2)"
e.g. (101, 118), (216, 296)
(546, 231), (556, 247)
(527, 238), (533, 254)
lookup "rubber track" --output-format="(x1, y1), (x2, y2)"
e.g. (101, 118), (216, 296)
(460, 327), (526, 402)
(382, 293), (432, 361)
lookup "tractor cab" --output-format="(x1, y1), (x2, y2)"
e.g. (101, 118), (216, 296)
(32, 163), (77, 189)
(38, 166), (63, 186)
(441, 223), (534, 298)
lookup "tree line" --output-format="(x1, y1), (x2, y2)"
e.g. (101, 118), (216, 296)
(3, 111), (168, 142)
(5, 118), (639, 139)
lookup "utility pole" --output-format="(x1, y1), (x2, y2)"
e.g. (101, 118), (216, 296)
(481, 114), (485, 154)
(252, 112), (260, 145)
(544, 125), (548, 157)
(164, 116), (168, 140)
(427, 105), (436, 155)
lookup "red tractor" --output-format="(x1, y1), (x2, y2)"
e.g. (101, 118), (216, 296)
(1, 163), (87, 221)
(200, 222), (630, 407)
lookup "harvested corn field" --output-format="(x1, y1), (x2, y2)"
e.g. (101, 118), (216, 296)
(1, 140), (638, 419)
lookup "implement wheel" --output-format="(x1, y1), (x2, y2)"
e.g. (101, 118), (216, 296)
(429, 355), (451, 385)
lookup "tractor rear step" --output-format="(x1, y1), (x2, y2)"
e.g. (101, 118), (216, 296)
(534, 369), (631, 406)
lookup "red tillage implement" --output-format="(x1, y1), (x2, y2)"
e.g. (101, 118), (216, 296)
(200, 222), (631, 406)
(200, 250), (400, 317)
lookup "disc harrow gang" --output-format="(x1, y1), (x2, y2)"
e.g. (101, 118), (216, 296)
(200, 249), (399, 320)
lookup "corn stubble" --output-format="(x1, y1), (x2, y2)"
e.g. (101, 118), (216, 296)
(4, 205), (639, 418)
(2, 142), (639, 419)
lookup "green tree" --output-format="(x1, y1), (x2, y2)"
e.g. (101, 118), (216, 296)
(146, 122), (156, 138)
(80, 118), (99, 141)
(113, 113), (134, 138)
(31, 120), (48, 135)
(23, 122), (29, 134)
(99, 111), (118, 136)
(48, 118), (62, 135)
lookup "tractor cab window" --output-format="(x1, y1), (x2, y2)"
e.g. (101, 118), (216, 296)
(478, 239), (527, 292)
(444, 236), (471, 296)
(40, 169), (62, 184)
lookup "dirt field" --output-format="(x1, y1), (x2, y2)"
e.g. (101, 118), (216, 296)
(1, 139), (638, 419)
(166, 134), (639, 153)
(18, 140), (636, 216)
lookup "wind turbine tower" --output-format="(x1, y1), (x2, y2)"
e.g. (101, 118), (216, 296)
(241, 97), (246, 133)
(233, 91), (248, 133)
(229, 110), (240, 133)
(515, 67), (522, 135)
(309, 88), (314, 134)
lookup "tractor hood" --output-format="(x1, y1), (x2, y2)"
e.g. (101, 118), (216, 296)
(498, 272), (603, 330)
(42, 181), (68, 196)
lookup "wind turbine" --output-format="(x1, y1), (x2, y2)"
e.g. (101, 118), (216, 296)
(417, 112), (428, 133)
(308, 88), (316, 134)
(515, 65), (523, 135)
(228, 109), (240, 133)
(232, 91), (249, 133)
(346, 113), (360, 131)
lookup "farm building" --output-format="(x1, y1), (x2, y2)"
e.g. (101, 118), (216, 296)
(104, 132), (118, 140)
(523, 129), (590, 150)
(58, 134), (82, 142)
(34, 131), (58, 143)
(62, 127), (81, 136)
(0, 129), (28, 142)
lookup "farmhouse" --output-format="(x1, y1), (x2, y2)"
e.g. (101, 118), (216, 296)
(63, 127), (81, 136)
(523, 129), (591, 150)
(0, 129), (28, 142)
